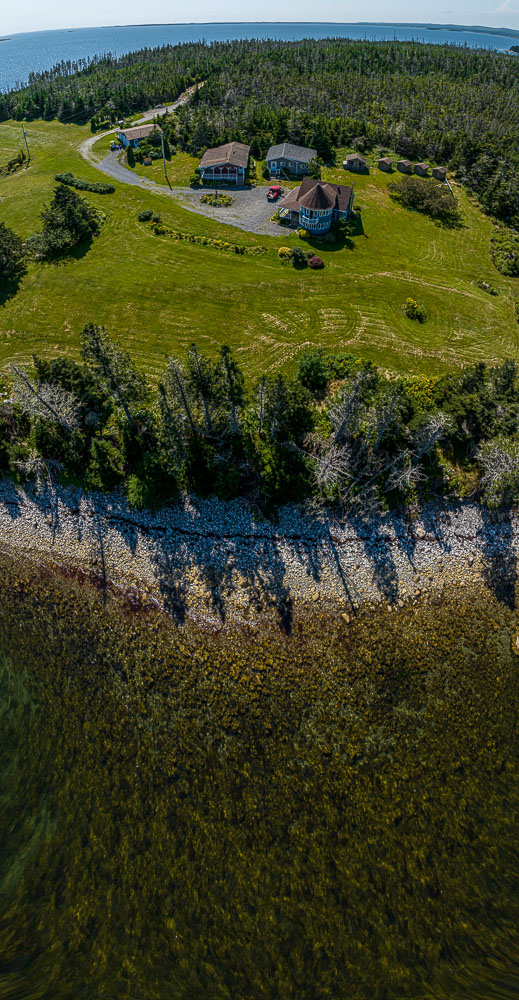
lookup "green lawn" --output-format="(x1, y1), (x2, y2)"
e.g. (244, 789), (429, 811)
(0, 118), (518, 381)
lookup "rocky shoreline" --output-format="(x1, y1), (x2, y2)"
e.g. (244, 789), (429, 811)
(0, 477), (517, 629)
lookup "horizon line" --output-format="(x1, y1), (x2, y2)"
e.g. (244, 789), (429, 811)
(4, 20), (519, 39)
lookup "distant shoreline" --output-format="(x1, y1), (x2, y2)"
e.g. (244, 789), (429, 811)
(0, 479), (516, 630)
(7, 22), (519, 39)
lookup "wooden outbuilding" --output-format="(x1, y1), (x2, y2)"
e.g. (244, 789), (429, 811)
(343, 153), (368, 174)
(378, 157), (393, 172)
(432, 166), (447, 181)
(414, 162), (430, 177)
(397, 159), (413, 174)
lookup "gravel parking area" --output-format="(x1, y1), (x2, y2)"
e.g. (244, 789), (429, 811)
(175, 186), (286, 235)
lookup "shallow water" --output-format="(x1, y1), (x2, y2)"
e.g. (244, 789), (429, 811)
(1, 552), (519, 999)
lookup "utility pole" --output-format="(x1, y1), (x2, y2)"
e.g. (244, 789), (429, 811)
(160, 132), (171, 189)
(22, 126), (30, 165)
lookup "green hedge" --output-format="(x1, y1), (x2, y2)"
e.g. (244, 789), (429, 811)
(55, 172), (115, 195)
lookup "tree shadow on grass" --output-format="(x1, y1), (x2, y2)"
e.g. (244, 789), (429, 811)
(42, 239), (95, 267)
(0, 272), (25, 307)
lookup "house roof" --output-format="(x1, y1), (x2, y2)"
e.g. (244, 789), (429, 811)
(118, 123), (163, 140)
(279, 177), (353, 214)
(379, 157), (393, 165)
(433, 165), (447, 174)
(199, 142), (250, 169)
(266, 142), (317, 163)
(397, 159), (413, 166)
(415, 162), (430, 170)
(344, 153), (367, 164)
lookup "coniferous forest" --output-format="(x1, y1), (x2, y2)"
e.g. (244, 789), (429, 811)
(2, 38), (519, 221)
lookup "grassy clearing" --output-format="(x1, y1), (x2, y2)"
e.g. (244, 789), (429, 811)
(0, 118), (518, 381)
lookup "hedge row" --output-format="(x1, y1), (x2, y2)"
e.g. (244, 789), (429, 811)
(150, 221), (267, 255)
(55, 172), (115, 195)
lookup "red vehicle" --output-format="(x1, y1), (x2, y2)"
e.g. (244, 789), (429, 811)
(267, 185), (282, 201)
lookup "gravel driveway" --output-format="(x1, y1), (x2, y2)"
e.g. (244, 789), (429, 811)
(80, 144), (288, 236)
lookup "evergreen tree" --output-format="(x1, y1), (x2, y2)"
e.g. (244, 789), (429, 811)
(80, 324), (148, 431)
(0, 222), (25, 283)
(39, 183), (100, 252)
(126, 145), (135, 167)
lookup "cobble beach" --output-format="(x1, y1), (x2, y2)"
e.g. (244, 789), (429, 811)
(0, 478), (516, 630)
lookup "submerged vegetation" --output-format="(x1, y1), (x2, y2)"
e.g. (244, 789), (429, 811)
(1, 553), (519, 999)
(2, 331), (519, 512)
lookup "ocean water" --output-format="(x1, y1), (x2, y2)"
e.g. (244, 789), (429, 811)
(1, 21), (519, 92)
(1, 552), (519, 998)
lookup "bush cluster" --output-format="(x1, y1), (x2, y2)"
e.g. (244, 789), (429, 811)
(490, 225), (519, 276)
(55, 172), (115, 195)
(389, 175), (461, 223)
(402, 297), (427, 322)
(200, 192), (233, 206)
(0, 149), (27, 177)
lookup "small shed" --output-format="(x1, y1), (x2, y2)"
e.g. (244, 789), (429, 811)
(432, 166), (447, 181)
(414, 162), (430, 177)
(397, 159), (413, 174)
(343, 153), (368, 174)
(378, 157), (393, 172)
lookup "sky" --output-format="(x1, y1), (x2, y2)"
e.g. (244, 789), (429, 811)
(2, 0), (519, 36)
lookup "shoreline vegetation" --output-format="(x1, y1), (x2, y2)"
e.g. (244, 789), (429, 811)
(1, 478), (518, 634)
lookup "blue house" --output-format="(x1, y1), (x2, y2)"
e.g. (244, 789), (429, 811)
(116, 123), (163, 149)
(278, 177), (354, 234)
(266, 142), (317, 177)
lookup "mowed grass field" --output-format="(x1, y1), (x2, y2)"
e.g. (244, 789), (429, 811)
(0, 117), (518, 381)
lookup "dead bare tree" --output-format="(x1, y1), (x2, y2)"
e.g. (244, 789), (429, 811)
(9, 364), (79, 432)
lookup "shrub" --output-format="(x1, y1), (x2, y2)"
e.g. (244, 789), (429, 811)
(261, 162), (270, 179)
(296, 347), (329, 395)
(297, 228), (309, 240)
(126, 146), (135, 167)
(138, 210), (154, 222)
(289, 246), (308, 267)
(55, 172), (115, 195)
(200, 192), (233, 207)
(308, 256), (324, 269)
(516, 301), (519, 324)
(403, 297), (426, 322)
(477, 278), (499, 296)
(491, 225), (519, 276)
(278, 247), (291, 259)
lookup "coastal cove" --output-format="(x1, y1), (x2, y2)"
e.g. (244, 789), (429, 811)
(1, 489), (519, 997)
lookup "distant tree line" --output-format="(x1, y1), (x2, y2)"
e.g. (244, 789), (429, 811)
(1, 330), (519, 513)
(3, 38), (519, 220)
